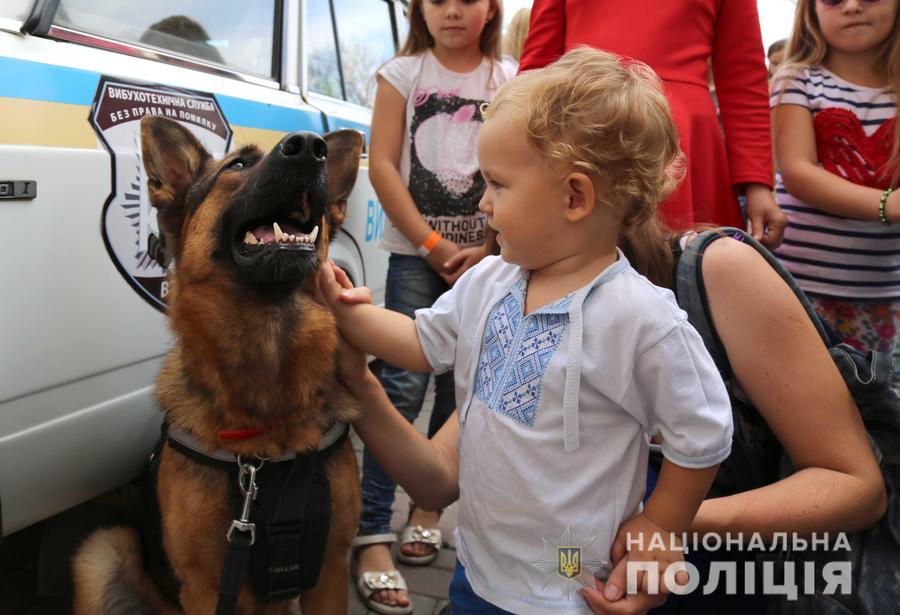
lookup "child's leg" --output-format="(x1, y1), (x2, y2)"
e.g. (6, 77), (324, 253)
(809, 296), (900, 354)
(449, 561), (515, 614)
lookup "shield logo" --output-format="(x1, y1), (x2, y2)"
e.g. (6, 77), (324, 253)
(558, 546), (581, 579)
(90, 76), (232, 312)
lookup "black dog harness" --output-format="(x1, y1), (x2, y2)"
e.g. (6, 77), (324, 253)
(144, 421), (349, 615)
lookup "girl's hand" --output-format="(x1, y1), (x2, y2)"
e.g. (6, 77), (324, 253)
(442, 245), (488, 286)
(425, 237), (461, 274)
(582, 579), (667, 615)
(602, 513), (687, 603)
(744, 184), (787, 249)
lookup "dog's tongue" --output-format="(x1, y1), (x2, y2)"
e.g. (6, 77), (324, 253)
(252, 222), (300, 244)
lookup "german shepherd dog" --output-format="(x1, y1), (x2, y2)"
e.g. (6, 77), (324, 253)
(72, 116), (363, 614)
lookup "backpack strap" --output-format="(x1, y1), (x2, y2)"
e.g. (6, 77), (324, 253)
(677, 228), (832, 350)
(674, 227), (833, 493)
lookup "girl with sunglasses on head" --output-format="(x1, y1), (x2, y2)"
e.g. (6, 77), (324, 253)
(771, 0), (900, 355)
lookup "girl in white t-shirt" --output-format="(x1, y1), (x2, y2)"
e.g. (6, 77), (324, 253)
(771, 0), (899, 353)
(357, 1), (514, 613)
(324, 48), (733, 615)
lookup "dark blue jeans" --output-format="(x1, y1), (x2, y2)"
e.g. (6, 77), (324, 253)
(449, 561), (514, 614)
(358, 254), (456, 536)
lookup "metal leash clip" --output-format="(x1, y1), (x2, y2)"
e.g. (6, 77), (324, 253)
(226, 457), (262, 545)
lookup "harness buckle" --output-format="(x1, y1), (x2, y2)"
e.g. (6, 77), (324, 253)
(226, 457), (261, 546)
(227, 519), (256, 546)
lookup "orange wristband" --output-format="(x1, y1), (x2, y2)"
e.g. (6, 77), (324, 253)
(417, 230), (442, 256)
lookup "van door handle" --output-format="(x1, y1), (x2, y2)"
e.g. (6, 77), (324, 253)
(0, 181), (37, 200)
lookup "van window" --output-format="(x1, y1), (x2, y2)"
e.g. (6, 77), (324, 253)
(307, 1), (344, 100)
(54, 0), (276, 77)
(331, 0), (396, 107)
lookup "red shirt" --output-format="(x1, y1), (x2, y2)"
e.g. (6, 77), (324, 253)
(520, 0), (774, 229)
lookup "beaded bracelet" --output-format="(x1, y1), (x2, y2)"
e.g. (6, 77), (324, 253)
(880, 188), (894, 226)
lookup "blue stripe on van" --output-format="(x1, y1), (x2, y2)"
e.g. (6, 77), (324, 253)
(0, 56), (98, 105)
(0, 55), (324, 134)
(217, 95), (321, 133)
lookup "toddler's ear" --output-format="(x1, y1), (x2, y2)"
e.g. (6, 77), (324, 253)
(564, 172), (597, 222)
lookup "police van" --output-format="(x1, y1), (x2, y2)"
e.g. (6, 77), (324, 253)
(0, 0), (395, 543)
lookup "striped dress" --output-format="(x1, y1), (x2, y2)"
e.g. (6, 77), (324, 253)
(771, 65), (898, 352)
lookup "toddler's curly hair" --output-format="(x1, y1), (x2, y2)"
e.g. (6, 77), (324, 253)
(484, 46), (684, 230)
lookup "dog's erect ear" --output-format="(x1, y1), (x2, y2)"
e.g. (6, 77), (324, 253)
(140, 116), (210, 257)
(323, 130), (364, 237)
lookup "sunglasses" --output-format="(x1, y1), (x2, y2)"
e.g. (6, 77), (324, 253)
(818, 0), (883, 6)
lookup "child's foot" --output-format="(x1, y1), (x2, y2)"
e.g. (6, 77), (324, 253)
(356, 542), (412, 611)
(400, 506), (442, 561)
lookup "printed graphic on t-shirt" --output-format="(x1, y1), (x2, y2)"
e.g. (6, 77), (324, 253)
(409, 88), (487, 247)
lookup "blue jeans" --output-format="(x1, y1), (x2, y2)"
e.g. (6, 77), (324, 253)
(358, 254), (456, 536)
(449, 560), (514, 614)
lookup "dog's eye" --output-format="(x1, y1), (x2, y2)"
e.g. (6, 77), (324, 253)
(227, 159), (246, 170)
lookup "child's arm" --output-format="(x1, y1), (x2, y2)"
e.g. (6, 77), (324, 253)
(331, 278), (460, 510)
(346, 368), (460, 510)
(319, 262), (431, 373)
(642, 461), (719, 538)
(774, 104), (900, 221)
(369, 75), (460, 272)
(597, 462), (718, 604)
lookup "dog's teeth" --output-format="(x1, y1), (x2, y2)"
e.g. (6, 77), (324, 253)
(273, 222), (284, 242)
(288, 234), (296, 242)
(243, 231), (258, 245)
(309, 226), (319, 243)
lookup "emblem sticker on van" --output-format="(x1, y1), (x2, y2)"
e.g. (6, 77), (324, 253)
(91, 76), (232, 311)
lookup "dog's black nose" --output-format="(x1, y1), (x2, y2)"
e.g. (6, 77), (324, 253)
(280, 132), (327, 163)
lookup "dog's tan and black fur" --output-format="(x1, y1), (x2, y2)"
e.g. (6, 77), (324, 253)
(73, 116), (364, 614)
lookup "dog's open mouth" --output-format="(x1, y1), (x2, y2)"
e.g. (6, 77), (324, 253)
(235, 193), (319, 256)
(228, 188), (324, 286)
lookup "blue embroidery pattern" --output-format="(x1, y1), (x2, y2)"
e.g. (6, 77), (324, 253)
(474, 283), (569, 426)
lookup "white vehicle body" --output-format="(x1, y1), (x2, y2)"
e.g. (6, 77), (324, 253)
(0, 0), (394, 536)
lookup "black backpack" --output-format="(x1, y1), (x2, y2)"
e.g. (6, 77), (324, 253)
(675, 228), (900, 615)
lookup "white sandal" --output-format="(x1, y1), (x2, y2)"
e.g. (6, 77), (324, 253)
(352, 533), (414, 615)
(396, 524), (443, 566)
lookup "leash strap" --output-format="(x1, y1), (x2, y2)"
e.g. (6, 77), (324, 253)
(217, 459), (260, 615)
(216, 527), (253, 615)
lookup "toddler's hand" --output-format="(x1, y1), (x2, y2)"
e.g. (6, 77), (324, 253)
(318, 261), (373, 307)
(602, 513), (687, 602)
(318, 260), (345, 307)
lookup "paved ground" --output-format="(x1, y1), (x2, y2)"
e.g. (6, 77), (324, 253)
(347, 382), (456, 615)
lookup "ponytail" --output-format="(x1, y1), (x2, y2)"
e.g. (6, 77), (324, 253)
(619, 216), (675, 289)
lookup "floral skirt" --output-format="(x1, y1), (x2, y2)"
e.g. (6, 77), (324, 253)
(809, 296), (900, 354)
